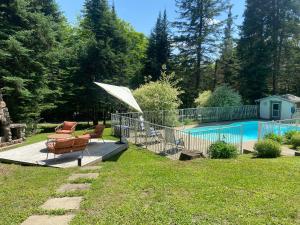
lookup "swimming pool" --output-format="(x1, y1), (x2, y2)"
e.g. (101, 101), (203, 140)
(185, 120), (300, 142)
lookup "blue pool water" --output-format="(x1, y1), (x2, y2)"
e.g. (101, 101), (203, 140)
(185, 121), (300, 142)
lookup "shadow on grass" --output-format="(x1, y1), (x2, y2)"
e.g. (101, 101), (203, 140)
(104, 149), (127, 162)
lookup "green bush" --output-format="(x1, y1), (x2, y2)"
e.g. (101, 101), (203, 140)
(264, 133), (283, 144)
(194, 90), (212, 107)
(290, 134), (300, 149)
(254, 139), (281, 158)
(195, 85), (242, 108)
(208, 141), (238, 159)
(284, 130), (300, 144)
(133, 66), (182, 126)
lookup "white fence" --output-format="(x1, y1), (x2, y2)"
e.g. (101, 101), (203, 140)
(111, 113), (244, 159)
(258, 118), (300, 139)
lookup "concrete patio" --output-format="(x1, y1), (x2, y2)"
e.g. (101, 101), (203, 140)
(0, 140), (128, 168)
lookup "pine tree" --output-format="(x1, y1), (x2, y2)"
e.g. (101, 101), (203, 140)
(238, 0), (300, 102)
(144, 10), (171, 81)
(174, 0), (227, 99)
(268, 0), (300, 94)
(218, 5), (239, 88)
(237, 0), (272, 102)
(0, 0), (67, 122)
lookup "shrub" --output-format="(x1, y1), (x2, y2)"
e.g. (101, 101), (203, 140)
(194, 90), (212, 107)
(182, 118), (196, 125)
(284, 130), (300, 144)
(208, 141), (238, 159)
(291, 134), (300, 149)
(133, 66), (182, 126)
(254, 139), (281, 158)
(264, 133), (283, 144)
(209, 85), (242, 107)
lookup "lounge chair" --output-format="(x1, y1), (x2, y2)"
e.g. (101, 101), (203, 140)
(163, 128), (185, 154)
(145, 125), (164, 143)
(46, 137), (89, 159)
(80, 124), (105, 143)
(138, 116), (163, 144)
(55, 121), (77, 134)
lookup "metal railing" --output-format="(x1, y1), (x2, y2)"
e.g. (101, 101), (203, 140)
(258, 118), (300, 139)
(114, 105), (258, 127)
(112, 113), (244, 160)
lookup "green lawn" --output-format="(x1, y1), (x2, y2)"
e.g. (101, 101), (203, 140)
(71, 147), (300, 225)
(0, 129), (299, 225)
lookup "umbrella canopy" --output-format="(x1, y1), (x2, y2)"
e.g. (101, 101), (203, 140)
(94, 82), (143, 113)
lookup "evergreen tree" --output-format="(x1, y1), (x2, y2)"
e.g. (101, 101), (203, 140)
(174, 0), (227, 104)
(238, 0), (271, 102)
(144, 10), (171, 81)
(268, 0), (300, 94)
(0, 0), (67, 122)
(238, 0), (300, 102)
(218, 5), (239, 88)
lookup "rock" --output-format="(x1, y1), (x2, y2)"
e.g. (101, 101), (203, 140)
(57, 183), (91, 193)
(21, 215), (75, 225)
(179, 151), (204, 161)
(41, 197), (83, 210)
(68, 173), (99, 181)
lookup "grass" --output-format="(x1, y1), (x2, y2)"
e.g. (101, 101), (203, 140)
(0, 129), (299, 224)
(71, 146), (300, 225)
(0, 164), (75, 224)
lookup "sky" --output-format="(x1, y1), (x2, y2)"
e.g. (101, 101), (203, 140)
(56, 0), (246, 36)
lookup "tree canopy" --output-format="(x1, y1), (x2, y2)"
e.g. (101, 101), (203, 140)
(0, 0), (299, 124)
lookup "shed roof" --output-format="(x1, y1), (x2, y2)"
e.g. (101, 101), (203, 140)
(256, 94), (300, 103)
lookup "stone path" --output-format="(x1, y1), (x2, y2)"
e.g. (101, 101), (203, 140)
(68, 173), (99, 181)
(21, 215), (75, 225)
(21, 166), (100, 225)
(57, 183), (91, 193)
(41, 197), (83, 210)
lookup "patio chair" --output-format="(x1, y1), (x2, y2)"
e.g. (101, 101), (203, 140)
(145, 124), (164, 143)
(46, 137), (89, 159)
(55, 121), (77, 134)
(81, 124), (105, 143)
(163, 128), (185, 155)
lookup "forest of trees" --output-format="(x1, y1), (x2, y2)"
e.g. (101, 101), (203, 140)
(0, 0), (299, 124)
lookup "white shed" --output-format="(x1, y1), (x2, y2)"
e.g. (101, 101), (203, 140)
(256, 94), (300, 120)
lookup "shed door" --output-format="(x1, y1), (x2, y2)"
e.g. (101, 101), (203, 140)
(271, 102), (281, 120)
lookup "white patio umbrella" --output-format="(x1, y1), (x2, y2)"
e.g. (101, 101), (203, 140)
(94, 82), (142, 113)
(94, 82), (142, 144)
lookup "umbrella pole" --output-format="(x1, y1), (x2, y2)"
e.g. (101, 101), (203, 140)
(116, 114), (124, 144)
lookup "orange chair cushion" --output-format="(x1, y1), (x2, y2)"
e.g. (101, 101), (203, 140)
(88, 125), (105, 139)
(77, 134), (91, 139)
(55, 139), (75, 148)
(62, 121), (77, 131)
(56, 130), (72, 134)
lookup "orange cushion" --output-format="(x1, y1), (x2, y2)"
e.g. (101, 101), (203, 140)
(73, 138), (89, 147)
(63, 121), (76, 130)
(55, 139), (75, 148)
(77, 134), (91, 139)
(56, 130), (72, 134)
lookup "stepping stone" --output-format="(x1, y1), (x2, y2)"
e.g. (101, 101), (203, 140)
(21, 215), (75, 225)
(57, 183), (91, 193)
(41, 197), (83, 210)
(68, 173), (99, 181)
(80, 166), (101, 171)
